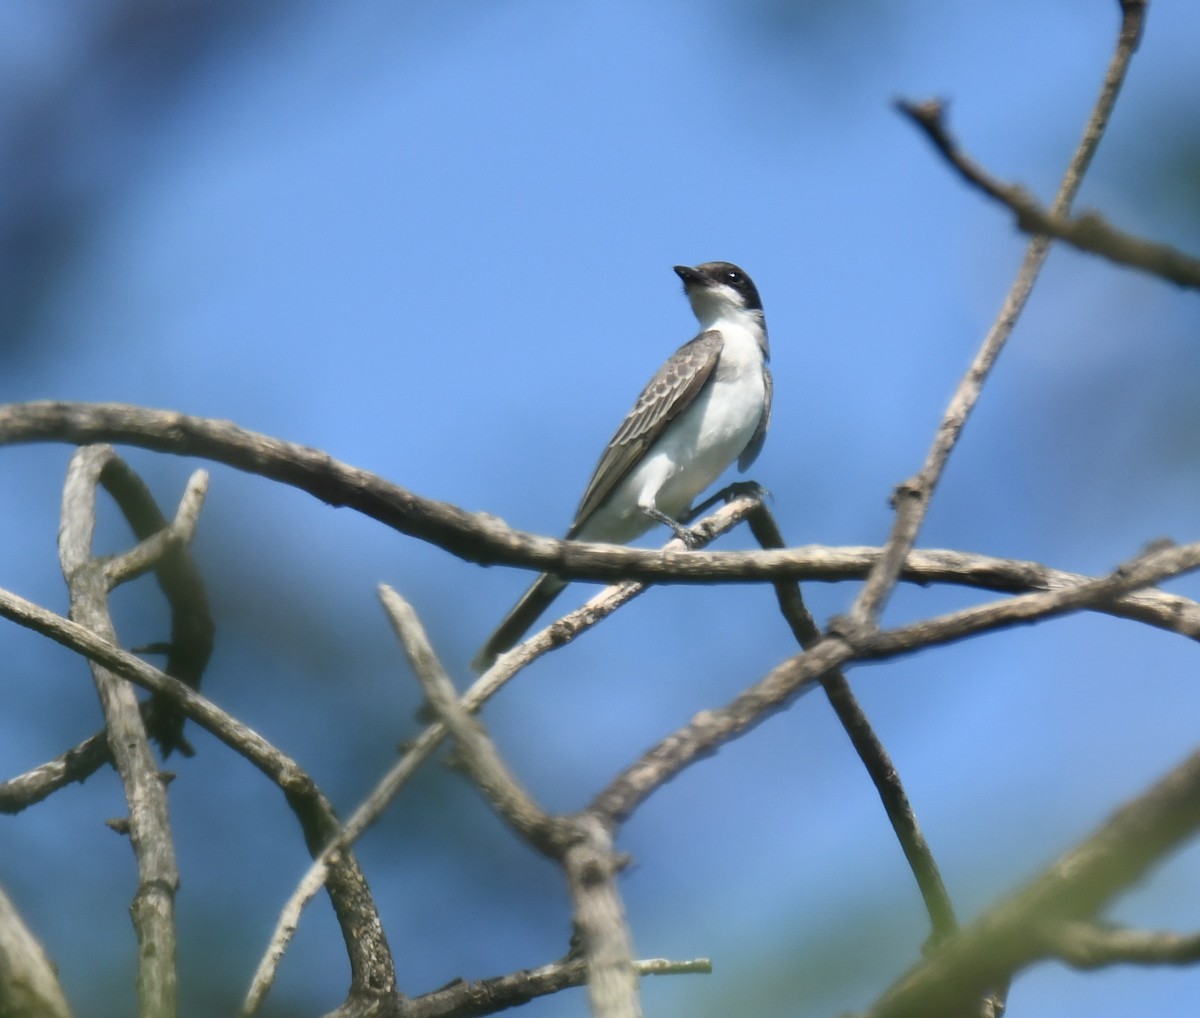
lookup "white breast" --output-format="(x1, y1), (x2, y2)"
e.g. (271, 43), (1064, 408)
(576, 316), (767, 544)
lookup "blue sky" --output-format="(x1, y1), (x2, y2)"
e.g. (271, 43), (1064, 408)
(3, 2), (1200, 1015)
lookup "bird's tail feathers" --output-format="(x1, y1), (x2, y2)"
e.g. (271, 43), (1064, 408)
(471, 573), (568, 674)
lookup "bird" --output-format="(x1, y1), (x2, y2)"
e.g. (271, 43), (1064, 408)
(471, 261), (772, 673)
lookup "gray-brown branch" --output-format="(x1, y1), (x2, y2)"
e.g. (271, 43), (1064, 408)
(849, 0), (1148, 633)
(0, 583), (398, 1012)
(864, 736), (1200, 1018)
(59, 446), (181, 1018)
(896, 95), (1200, 290)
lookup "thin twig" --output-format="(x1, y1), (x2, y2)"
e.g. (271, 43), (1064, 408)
(0, 883), (73, 1018)
(892, 547), (1200, 639)
(0, 730), (113, 814)
(744, 505), (958, 944)
(98, 460), (213, 757)
(860, 540), (1200, 659)
(380, 588), (642, 1018)
(865, 735), (1200, 1018)
(233, 500), (1200, 1018)
(591, 536), (1200, 827)
(1, 460), (210, 799)
(405, 955), (709, 1018)
(1040, 920), (1200, 969)
(850, 0), (1148, 632)
(380, 586), (565, 854)
(59, 446), (180, 1018)
(7, 535), (1195, 813)
(0, 583), (398, 1013)
(481, 492), (767, 671)
(247, 494), (762, 1006)
(103, 468), (208, 585)
(895, 97), (1200, 290)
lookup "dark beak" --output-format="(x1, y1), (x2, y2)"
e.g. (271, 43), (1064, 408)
(673, 264), (704, 286)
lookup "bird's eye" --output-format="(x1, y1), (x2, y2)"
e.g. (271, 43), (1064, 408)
(726, 270), (743, 284)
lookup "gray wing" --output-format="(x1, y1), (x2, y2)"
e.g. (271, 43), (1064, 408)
(568, 330), (724, 535)
(737, 361), (772, 471)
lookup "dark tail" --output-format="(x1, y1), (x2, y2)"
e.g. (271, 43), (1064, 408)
(471, 573), (568, 673)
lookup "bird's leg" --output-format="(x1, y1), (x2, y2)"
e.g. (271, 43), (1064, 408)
(682, 480), (772, 523)
(640, 505), (703, 549)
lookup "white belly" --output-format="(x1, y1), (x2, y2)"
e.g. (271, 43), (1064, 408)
(576, 324), (766, 544)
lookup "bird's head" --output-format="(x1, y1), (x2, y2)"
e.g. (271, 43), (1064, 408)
(673, 261), (763, 330)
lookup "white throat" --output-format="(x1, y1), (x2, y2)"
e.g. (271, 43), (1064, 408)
(696, 303), (768, 357)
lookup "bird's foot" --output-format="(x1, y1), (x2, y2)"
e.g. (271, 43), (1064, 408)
(671, 525), (703, 550)
(641, 506), (702, 548)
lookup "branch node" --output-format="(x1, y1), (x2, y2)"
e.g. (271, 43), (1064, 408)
(889, 480), (925, 511)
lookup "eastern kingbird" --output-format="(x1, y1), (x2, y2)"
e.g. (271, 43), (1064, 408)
(471, 261), (772, 673)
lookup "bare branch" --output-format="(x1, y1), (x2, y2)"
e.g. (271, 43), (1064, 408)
(894, 547), (1200, 639)
(0, 401), (818, 585)
(484, 491), (765, 672)
(0, 731), (113, 814)
(850, 0), (1148, 632)
(379, 586), (565, 855)
(5, 403), (1194, 649)
(865, 737), (1200, 1018)
(861, 540), (1200, 658)
(381, 588), (643, 1018)
(0, 883), (72, 1018)
(592, 537), (1200, 827)
(0, 459), (211, 801)
(0, 6), (1179, 1018)
(590, 640), (850, 826)
(896, 97), (1200, 290)
(405, 955), (709, 1018)
(97, 459), (213, 757)
(744, 505), (958, 946)
(0, 584), (398, 1011)
(10, 529), (1193, 815)
(104, 468), (209, 585)
(59, 446), (180, 1018)
(0, 399), (577, 576)
(249, 493), (762, 1004)
(1041, 920), (1200, 969)
(16, 478), (1199, 1016)
(562, 816), (642, 1018)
